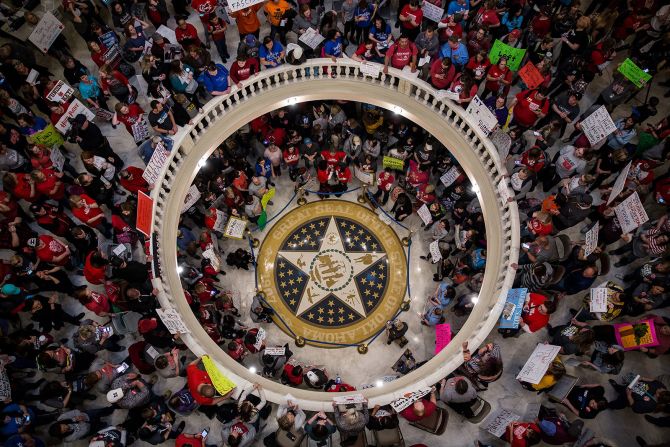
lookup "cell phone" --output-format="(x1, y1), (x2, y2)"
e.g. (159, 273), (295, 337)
(533, 131), (541, 136)
(285, 432), (296, 441)
(116, 362), (129, 373)
(522, 243), (530, 249)
(24, 415), (30, 423)
(200, 429), (209, 438)
(659, 196), (666, 204)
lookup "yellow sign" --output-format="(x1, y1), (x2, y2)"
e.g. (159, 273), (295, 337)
(383, 156), (405, 171)
(202, 355), (236, 395)
(261, 187), (276, 210)
(28, 124), (64, 147)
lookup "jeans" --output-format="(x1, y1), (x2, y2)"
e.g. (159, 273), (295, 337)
(213, 38), (230, 61)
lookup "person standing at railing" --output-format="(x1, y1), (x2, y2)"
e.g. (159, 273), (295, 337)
(198, 62), (231, 97)
(382, 33), (418, 74)
(259, 36), (285, 69)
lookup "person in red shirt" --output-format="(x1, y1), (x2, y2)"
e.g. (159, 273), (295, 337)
(520, 292), (556, 333)
(482, 56), (512, 99)
(281, 364), (304, 386)
(0, 191), (19, 222)
(191, 0), (217, 47)
(383, 34), (418, 73)
(507, 421), (541, 447)
(3, 172), (38, 202)
(449, 72), (478, 106)
(519, 146), (547, 174)
(429, 57), (456, 90)
(334, 162), (351, 196)
(232, 170), (249, 194)
(400, 389), (438, 422)
(207, 14), (230, 62)
(176, 17), (203, 49)
(84, 249), (108, 285)
(475, 0), (500, 33)
(527, 211), (553, 237)
(529, 7), (552, 42)
(31, 169), (65, 201)
(320, 147), (347, 167)
(187, 356), (235, 406)
(399, 0), (423, 41)
(510, 88), (550, 129)
(119, 166), (149, 194)
(465, 50), (490, 84)
(373, 168), (395, 205)
(283, 145), (300, 180)
(227, 338), (248, 363)
(29, 234), (71, 266)
(437, 13), (463, 43)
(69, 194), (112, 237)
(113, 102), (145, 141)
(586, 39), (616, 80)
(74, 285), (111, 316)
(30, 202), (73, 237)
(230, 53), (259, 88)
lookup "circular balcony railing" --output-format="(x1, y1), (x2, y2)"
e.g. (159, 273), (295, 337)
(148, 58), (520, 411)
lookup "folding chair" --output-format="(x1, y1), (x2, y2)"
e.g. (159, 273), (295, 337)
(372, 426), (405, 446)
(277, 428), (306, 447)
(408, 406), (448, 435)
(338, 430), (368, 447)
(464, 396), (491, 423)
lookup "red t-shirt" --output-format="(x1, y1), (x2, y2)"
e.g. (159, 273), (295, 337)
(230, 59), (259, 83)
(513, 89), (549, 127)
(388, 42), (418, 69)
(119, 166), (149, 194)
(400, 5), (423, 29)
(465, 56), (490, 80)
(117, 104), (144, 134)
(84, 251), (107, 285)
(523, 293), (549, 332)
(36, 235), (69, 265)
(191, 0), (217, 15)
(12, 175), (37, 202)
(477, 9), (499, 27)
(83, 291), (111, 315)
(187, 364), (215, 405)
(320, 150), (346, 166)
(283, 148), (300, 165)
(528, 217), (552, 236)
(429, 59), (456, 89)
(400, 399), (436, 422)
(176, 24), (202, 46)
(377, 171), (395, 191)
(510, 423), (540, 447)
(72, 194), (104, 227)
(484, 64), (512, 93)
(35, 169), (65, 200)
(282, 364), (304, 385)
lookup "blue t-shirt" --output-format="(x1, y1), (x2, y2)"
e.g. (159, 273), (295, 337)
(78, 76), (101, 100)
(323, 38), (343, 57)
(198, 64), (229, 93)
(447, 0), (469, 16)
(0, 405), (34, 438)
(259, 42), (284, 68)
(423, 304), (443, 325)
(435, 282), (453, 307)
(470, 248), (486, 270)
(370, 23), (392, 44)
(255, 158), (272, 178)
(354, 4), (375, 28)
(439, 42), (469, 66)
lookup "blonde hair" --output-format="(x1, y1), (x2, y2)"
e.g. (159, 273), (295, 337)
(576, 16), (591, 30)
(343, 409), (360, 425)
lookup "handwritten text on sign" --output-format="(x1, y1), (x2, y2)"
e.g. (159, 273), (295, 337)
(390, 387), (432, 412)
(142, 143), (171, 185)
(421, 2), (444, 22)
(181, 185), (201, 213)
(584, 221), (599, 258)
(156, 307), (191, 334)
(590, 288), (608, 313)
(417, 204), (433, 225)
(29, 12), (64, 53)
(55, 99), (95, 134)
(483, 408), (521, 437)
(466, 95), (498, 136)
(614, 191), (649, 234)
(224, 216), (247, 239)
(516, 343), (561, 384)
(581, 105), (617, 145)
(499, 288), (527, 329)
(434, 323), (451, 354)
(227, 0), (265, 13)
(429, 240), (442, 263)
(46, 81), (74, 104)
(440, 166), (460, 187)
(299, 27), (325, 49)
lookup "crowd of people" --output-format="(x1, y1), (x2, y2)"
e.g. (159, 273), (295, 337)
(0, 0), (669, 445)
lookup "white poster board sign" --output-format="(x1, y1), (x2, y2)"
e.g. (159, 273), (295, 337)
(377, 209), (392, 225)
(224, 216), (247, 239)
(131, 118), (150, 144)
(590, 288), (609, 313)
(156, 307), (191, 334)
(437, 90), (461, 102)
(607, 161), (632, 205)
(28, 12), (64, 53)
(50, 147), (65, 172)
(515, 344), (561, 384)
(46, 80), (74, 103)
(298, 27), (325, 49)
(181, 185), (201, 213)
(497, 178), (513, 204)
(142, 142), (171, 185)
(581, 105), (617, 145)
(359, 62), (381, 78)
(55, 99), (95, 134)
(264, 346), (286, 356)
(440, 166), (460, 187)
(421, 2), (444, 22)
(614, 191), (649, 234)
(155, 24), (177, 44)
(483, 408), (521, 437)
(213, 209), (227, 233)
(354, 166), (375, 185)
(417, 204), (433, 225)
(253, 327), (266, 350)
(584, 221), (599, 258)
(202, 246), (221, 272)
(390, 387), (432, 413)
(429, 240), (442, 263)
(333, 394), (367, 405)
(466, 95), (498, 136)
(227, 0), (265, 12)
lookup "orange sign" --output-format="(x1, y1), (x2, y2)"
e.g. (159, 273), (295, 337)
(518, 62), (544, 90)
(136, 191), (154, 237)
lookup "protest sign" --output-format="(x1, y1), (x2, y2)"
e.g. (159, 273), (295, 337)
(429, 240), (442, 263)
(131, 118), (150, 143)
(26, 69), (39, 85)
(299, 27), (325, 49)
(421, 2), (444, 22)
(253, 327), (267, 350)
(46, 80), (74, 104)
(607, 161), (632, 205)
(466, 95), (498, 135)
(516, 343), (561, 384)
(227, 0), (265, 12)
(202, 355), (237, 395)
(155, 24), (177, 44)
(590, 288), (608, 313)
(614, 191), (649, 234)
(261, 188), (275, 209)
(224, 216), (247, 239)
(181, 185), (201, 213)
(156, 307), (191, 334)
(28, 124), (64, 147)
(434, 323), (451, 354)
(581, 105), (617, 145)
(213, 209), (227, 233)
(390, 388), (432, 413)
(584, 221), (599, 258)
(333, 394), (367, 405)
(102, 45), (121, 67)
(417, 204), (433, 225)
(613, 319), (659, 351)
(142, 143), (171, 185)
(264, 346), (286, 356)
(440, 166), (461, 187)
(28, 12), (64, 53)
(518, 61), (543, 89)
(382, 156), (405, 170)
(50, 147), (65, 172)
(359, 62), (381, 78)
(497, 178), (513, 205)
(55, 99), (96, 134)
(202, 247), (221, 272)
(94, 108), (114, 122)
(618, 58), (652, 88)
(377, 208), (392, 225)
(354, 166), (375, 185)
(499, 288), (527, 329)
(483, 408), (521, 437)
(136, 191), (154, 237)
(98, 31), (118, 49)
(488, 40), (526, 71)
(436, 90), (461, 102)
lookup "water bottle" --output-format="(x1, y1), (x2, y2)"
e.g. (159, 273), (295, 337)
(335, 374), (341, 384)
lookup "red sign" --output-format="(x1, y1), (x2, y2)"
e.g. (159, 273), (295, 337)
(136, 191), (154, 237)
(518, 62), (544, 90)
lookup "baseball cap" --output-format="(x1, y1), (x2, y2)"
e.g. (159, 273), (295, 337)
(245, 34), (257, 45)
(27, 238), (37, 248)
(306, 371), (319, 384)
(107, 388), (125, 403)
(1, 284), (20, 296)
(510, 29), (521, 39)
(539, 420), (557, 436)
(303, 137), (312, 145)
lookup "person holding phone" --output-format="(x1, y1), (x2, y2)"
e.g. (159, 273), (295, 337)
(175, 429), (214, 447)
